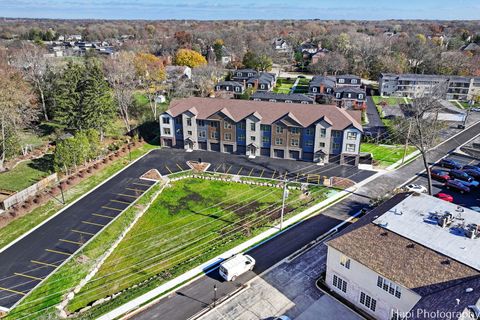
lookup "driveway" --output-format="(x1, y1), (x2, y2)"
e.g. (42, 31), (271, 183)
(364, 96), (385, 138)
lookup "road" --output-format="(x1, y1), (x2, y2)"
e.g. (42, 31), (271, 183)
(130, 122), (480, 320)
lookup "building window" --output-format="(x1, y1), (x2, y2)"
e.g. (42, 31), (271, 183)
(262, 136), (269, 143)
(261, 84), (265, 89)
(340, 255), (351, 269)
(248, 72), (253, 77)
(261, 124), (270, 131)
(276, 126), (284, 134)
(275, 137), (283, 145)
(290, 127), (299, 134)
(176, 128), (182, 135)
(250, 123), (256, 131)
(251, 136), (256, 142)
(346, 144), (356, 152)
(285, 100), (292, 103)
(162, 117), (170, 124)
(338, 78), (345, 84)
(332, 275), (347, 293)
(319, 142), (325, 148)
(175, 117), (182, 125)
(238, 122), (246, 130)
(198, 120), (205, 126)
(332, 131), (342, 138)
(237, 72), (241, 76)
(378, 276), (402, 299)
(187, 131), (192, 136)
(291, 138), (299, 147)
(224, 122), (232, 129)
(352, 79), (358, 84)
(224, 133), (232, 141)
(226, 86), (230, 91)
(320, 128), (326, 138)
(359, 94), (364, 99)
(359, 292), (376, 312)
(211, 131), (219, 139)
(301, 101), (309, 104)
(347, 132), (358, 140)
(187, 118), (192, 126)
(305, 128), (314, 135)
(269, 99), (277, 102)
(333, 143), (340, 150)
(163, 128), (171, 135)
(235, 86), (240, 92)
(347, 93), (352, 98)
(326, 88), (331, 93)
(305, 140), (313, 147)
(210, 121), (219, 128)
(198, 131), (206, 138)
(216, 86), (220, 90)
(238, 134), (245, 141)
(312, 87), (317, 93)
(336, 93), (341, 98)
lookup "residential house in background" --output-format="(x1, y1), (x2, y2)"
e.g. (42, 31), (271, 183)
(215, 81), (244, 95)
(230, 69), (277, 92)
(159, 97), (363, 164)
(272, 37), (291, 53)
(333, 87), (367, 110)
(166, 65), (192, 81)
(297, 41), (328, 63)
(309, 75), (366, 110)
(379, 73), (480, 101)
(325, 192), (480, 320)
(250, 92), (314, 104)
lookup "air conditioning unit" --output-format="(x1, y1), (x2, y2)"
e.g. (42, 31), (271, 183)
(438, 213), (454, 228)
(465, 224), (479, 239)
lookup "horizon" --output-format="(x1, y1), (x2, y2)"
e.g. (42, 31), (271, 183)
(1, 0), (480, 20)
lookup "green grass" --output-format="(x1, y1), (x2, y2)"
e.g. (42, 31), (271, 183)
(273, 83), (293, 94)
(0, 143), (158, 251)
(66, 179), (329, 317)
(0, 154), (54, 192)
(361, 143), (417, 167)
(372, 96), (403, 106)
(297, 78), (310, 86)
(133, 92), (149, 107)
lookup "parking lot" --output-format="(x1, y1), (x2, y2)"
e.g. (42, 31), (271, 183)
(0, 148), (374, 310)
(410, 153), (480, 210)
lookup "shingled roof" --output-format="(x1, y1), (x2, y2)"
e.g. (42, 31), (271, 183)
(166, 97), (362, 130)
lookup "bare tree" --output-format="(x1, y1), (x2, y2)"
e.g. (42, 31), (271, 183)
(395, 84), (447, 195)
(12, 43), (50, 121)
(104, 51), (137, 132)
(191, 65), (224, 97)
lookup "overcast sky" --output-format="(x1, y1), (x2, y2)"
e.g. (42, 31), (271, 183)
(1, 0), (479, 20)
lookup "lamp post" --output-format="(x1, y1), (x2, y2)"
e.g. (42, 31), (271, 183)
(280, 179), (289, 230)
(213, 284), (217, 308)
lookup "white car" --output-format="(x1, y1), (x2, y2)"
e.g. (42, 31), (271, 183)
(405, 184), (428, 193)
(455, 178), (479, 188)
(219, 254), (255, 281)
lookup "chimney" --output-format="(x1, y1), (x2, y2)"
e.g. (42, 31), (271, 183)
(320, 84), (325, 94)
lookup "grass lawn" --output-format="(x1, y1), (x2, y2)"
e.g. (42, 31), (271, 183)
(0, 154), (54, 192)
(297, 78), (310, 86)
(0, 143), (158, 251)
(273, 83), (293, 94)
(371, 96), (403, 106)
(361, 143), (417, 167)
(66, 178), (329, 317)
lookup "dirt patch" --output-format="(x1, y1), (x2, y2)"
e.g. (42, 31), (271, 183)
(226, 201), (261, 217)
(140, 169), (162, 181)
(187, 161), (210, 172)
(330, 177), (355, 189)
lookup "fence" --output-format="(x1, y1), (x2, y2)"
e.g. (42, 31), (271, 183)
(1, 173), (57, 210)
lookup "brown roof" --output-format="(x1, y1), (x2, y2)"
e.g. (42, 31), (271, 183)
(326, 222), (479, 291)
(167, 97), (362, 131)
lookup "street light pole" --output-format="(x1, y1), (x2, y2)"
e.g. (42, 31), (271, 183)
(213, 284), (217, 308)
(280, 179), (289, 230)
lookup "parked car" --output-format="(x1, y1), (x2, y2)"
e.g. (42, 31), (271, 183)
(405, 184), (428, 193)
(454, 178), (479, 188)
(431, 169), (450, 182)
(439, 159), (462, 169)
(273, 316), (292, 320)
(434, 192), (454, 202)
(471, 107), (480, 112)
(449, 169), (474, 182)
(445, 180), (471, 194)
(219, 254), (255, 281)
(464, 169), (480, 179)
(462, 165), (480, 172)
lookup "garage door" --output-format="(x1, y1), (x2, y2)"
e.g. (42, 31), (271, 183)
(236, 145), (246, 155)
(260, 148), (270, 157)
(176, 140), (184, 148)
(343, 155), (357, 166)
(223, 144), (234, 153)
(163, 139), (173, 147)
(289, 150), (300, 160)
(210, 143), (220, 152)
(274, 149), (285, 159)
(303, 152), (314, 161)
(198, 142), (207, 150)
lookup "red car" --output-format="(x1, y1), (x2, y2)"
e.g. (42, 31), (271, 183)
(431, 169), (450, 182)
(434, 192), (454, 202)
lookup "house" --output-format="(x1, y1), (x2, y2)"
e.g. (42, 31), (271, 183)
(461, 42), (480, 55)
(159, 97), (363, 164)
(336, 74), (362, 88)
(309, 75), (366, 110)
(246, 72), (276, 91)
(272, 38), (291, 53)
(309, 76), (336, 96)
(325, 193), (480, 320)
(250, 92), (314, 104)
(215, 81), (244, 94)
(379, 73), (480, 101)
(311, 49), (329, 65)
(219, 46), (233, 65)
(333, 87), (367, 110)
(166, 66), (192, 81)
(231, 69), (258, 82)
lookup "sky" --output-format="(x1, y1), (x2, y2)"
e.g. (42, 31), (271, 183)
(0, 0), (479, 20)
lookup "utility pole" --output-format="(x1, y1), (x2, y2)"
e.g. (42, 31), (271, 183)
(213, 284), (217, 308)
(280, 179), (289, 230)
(402, 120), (412, 165)
(462, 99), (473, 128)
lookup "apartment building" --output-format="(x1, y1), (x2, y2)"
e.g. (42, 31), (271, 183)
(229, 69), (277, 91)
(309, 75), (366, 110)
(379, 73), (480, 101)
(250, 92), (314, 104)
(159, 97), (363, 164)
(325, 193), (480, 320)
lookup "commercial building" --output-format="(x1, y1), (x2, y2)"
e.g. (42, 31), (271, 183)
(159, 97), (363, 164)
(325, 193), (480, 320)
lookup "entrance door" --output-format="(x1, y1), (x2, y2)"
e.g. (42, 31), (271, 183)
(248, 145), (257, 157)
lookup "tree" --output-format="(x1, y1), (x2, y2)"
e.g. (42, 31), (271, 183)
(53, 59), (115, 138)
(174, 31), (192, 48)
(242, 51), (272, 71)
(104, 51), (137, 132)
(12, 44), (51, 121)
(191, 65), (224, 97)
(174, 49), (207, 68)
(0, 66), (35, 171)
(134, 53), (166, 120)
(394, 84), (447, 195)
(242, 51), (257, 69)
(213, 39), (224, 63)
(255, 54), (273, 71)
(308, 52), (347, 75)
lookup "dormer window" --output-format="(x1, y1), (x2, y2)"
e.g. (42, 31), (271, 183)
(312, 87), (318, 93)
(248, 72), (253, 77)
(358, 94), (364, 99)
(352, 79), (358, 84)
(338, 78), (345, 84)
(237, 72), (241, 76)
(285, 100), (292, 103)
(235, 86), (240, 92)
(336, 93), (341, 98)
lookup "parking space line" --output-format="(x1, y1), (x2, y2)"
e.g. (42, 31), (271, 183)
(110, 199), (130, 205)
(125, 187), (144, 192)
(71, 229), (95, 236)
(82, 221), (105, 227)
(92, 213), (114, 219)
(116, 193), (137, 198)
(296, 173), (300, 181)
(176, 163), (183, 171)
(248, 168), (254, 176)
(14, 273), (43, 281)
(165, 165), (173, 174)
(133, 182), (152, 187)
(102, 206), (123, 212)
(45, 249), (71, 256)
(260, 169), (264, 177)
(214, 164), (222, 172)
(237, 167), (243, 175)
(59, 239), (83, 245)
(225, 165), (232, 174)
(31, 260), (58, 268)
(271, 170), (276, 179)
(0, 286), (26, 296)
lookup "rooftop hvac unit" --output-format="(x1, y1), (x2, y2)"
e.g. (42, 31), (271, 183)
(465, 224), (479, 239)
(438, 212), (454, 228)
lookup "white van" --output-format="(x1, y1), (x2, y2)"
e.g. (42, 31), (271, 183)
(219, 254), (256, 281)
